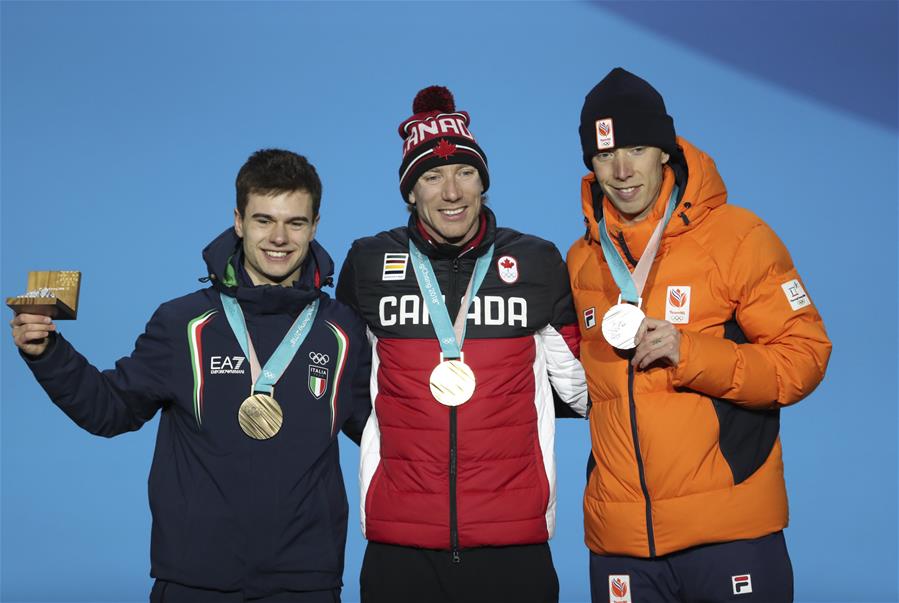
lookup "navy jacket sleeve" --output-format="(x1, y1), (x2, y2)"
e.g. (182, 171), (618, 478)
(335, 243), (361, 314)
(22, 305), (173, 437)
(340, 319), (372, 445)
(335, 244), (373, 444)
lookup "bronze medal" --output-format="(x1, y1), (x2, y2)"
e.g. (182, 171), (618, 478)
(429, 359), (476, 407)
(238, 393), (283, 440)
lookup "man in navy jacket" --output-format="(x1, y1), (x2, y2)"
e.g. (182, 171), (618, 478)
(10, 149), (371, 602)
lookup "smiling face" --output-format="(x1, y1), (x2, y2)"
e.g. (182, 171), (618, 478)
(592, 146), (670, 223)
(234, 190), (319, 286)
(408, 164), (484, 245)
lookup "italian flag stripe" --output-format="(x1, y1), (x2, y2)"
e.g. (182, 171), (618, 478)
(325, 320), (349, 437)
(187, 310), (217, 427)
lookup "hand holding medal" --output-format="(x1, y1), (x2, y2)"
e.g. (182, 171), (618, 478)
(598, 187), (679, 352)
(601, 297), (645, 350)
(631, 317), (681, 370)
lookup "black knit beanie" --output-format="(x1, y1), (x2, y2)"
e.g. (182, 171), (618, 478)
(578, 67), (677, 170)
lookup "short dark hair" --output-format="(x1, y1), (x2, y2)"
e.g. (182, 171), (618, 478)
(235, 149), (322, 217)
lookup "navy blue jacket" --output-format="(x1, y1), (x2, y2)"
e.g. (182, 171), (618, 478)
(23, 229), (371, 597)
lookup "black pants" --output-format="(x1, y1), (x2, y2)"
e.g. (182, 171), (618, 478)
(150, 580), (341, 603)
(589, 531), (793, 603)
(360, 541), (559, 603)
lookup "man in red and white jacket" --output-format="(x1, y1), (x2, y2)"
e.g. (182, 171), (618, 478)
(336, 86), (588, 603)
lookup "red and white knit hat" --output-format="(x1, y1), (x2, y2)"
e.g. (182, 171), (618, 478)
(397, 86), (489, 202)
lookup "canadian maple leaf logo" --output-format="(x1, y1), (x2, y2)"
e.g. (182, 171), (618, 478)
(433, 138), (457, 159)
(497, 255), (519, 284)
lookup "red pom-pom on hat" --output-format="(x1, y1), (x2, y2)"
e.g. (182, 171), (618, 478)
(412, 86), (455, 114)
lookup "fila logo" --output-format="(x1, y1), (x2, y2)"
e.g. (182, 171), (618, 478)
(382, 253), (409, 281)
(732, 574), (752, 595)
(781, 278), (811, 311)
(210, 355), (246, 375)
(608, 574), (631, 603)
(497, 255), (519, 284)
(595, 117), (615, 149)
(665, 286), (691, 324)
(584, 307), (596, 329)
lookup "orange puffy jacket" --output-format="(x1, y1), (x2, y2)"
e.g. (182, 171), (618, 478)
(567, 138), (831, 558)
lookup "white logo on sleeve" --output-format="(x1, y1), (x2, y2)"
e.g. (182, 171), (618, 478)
(609, 574), (631, 602)
(781, 279), (811, 311)
(732, 574), (752, 595)
(665, 286), (691, 324)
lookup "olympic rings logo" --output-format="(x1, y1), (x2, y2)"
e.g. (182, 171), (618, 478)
(308, 352), (330, 365)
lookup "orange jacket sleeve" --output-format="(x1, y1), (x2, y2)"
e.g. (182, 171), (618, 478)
(672, 221), (831, 408)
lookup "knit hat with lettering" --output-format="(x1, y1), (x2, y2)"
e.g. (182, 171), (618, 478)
(578, 67), (677, 170)
(398, 86), (489, 202)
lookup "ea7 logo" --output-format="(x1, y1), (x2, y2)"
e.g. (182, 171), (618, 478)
(210, 356), (246, 375)
(732, 574), (752, 595)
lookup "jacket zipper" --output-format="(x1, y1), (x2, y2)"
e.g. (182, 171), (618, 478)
(450, 406), (460, 563)
(449, 257), (461, 563)
(615, 231), (639, 268)
(628, 364), (656, 557)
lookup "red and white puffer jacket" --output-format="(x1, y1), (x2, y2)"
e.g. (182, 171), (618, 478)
(337, 208), (588, 553)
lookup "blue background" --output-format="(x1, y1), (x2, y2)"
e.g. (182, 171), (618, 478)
(2, 2), (896, 602)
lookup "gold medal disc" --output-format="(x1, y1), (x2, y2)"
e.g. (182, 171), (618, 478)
(429, 359), (476, 407)
(238, 394), (283, 440)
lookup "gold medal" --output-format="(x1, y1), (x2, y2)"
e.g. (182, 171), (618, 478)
(429, 357), (476, 407)
(238, 393), (283, 440)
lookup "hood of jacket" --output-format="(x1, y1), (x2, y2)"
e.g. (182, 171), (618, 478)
(201, 227), (334, 316)
(579, 137), (728, 258)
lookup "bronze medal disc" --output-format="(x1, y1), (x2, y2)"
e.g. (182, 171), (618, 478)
(429, 359), (476, 407)
(601, 303), (646, 350)
(238, 394), (283, 440)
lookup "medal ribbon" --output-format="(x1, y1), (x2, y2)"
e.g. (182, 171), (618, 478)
(408, 241), (495, 360)
(598, 186), (680, 304)
(219, 293), (319, 394)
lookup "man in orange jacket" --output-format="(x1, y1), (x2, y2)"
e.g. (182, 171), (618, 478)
(567, 68), (831, 603)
